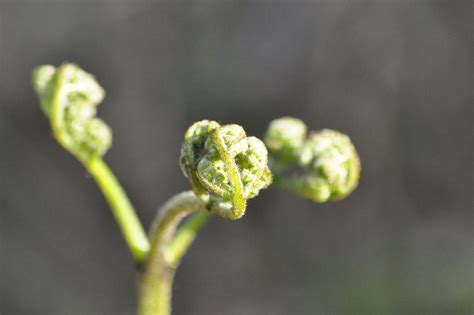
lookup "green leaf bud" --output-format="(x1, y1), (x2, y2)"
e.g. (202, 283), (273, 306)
(298, 129), (360, 202)
(180, 120), (272, 219)
(266, 116), (361, 203)
(264, 116), (307, 163)
(32, 64), (111, 159)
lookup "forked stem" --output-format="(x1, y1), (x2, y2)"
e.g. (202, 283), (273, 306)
(166, 210), (212, 268)
(137, 191), (210, 315)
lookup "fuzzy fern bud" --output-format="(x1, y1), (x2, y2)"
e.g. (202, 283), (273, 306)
(265, 117), (360, 203)
(32, 64), (112, 160)
(298, 130), (360, 202)
(264, 117), (307, 163)
(180, 120), (272, 219)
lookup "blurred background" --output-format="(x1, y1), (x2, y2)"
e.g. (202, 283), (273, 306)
(0, 1), (472, 314)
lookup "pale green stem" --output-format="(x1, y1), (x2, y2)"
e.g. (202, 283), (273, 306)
(138, 191), (209, 315)
(85, 156), (150, 263)
(166, 210), (211, 268)
(47, 65), (150, 263)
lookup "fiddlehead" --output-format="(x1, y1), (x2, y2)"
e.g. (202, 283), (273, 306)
(33, 63), (112, 162)
(180, 120), (272, 219)
(264, 116), (307, 164)
(265, 117), (360, 202)
(32, 64), (149, 263)
(139, 121), (273, 314)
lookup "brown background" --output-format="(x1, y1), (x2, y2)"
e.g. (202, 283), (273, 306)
(0, 1), (472, 314)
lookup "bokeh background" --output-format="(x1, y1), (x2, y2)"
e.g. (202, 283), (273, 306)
(0, 1), (472, 314)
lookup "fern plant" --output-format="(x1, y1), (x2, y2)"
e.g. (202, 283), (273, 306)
(33, 63), (361, 315)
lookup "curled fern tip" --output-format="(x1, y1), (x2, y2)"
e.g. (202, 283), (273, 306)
(32, 63), (112, 160)
(180, 120), (272, 219)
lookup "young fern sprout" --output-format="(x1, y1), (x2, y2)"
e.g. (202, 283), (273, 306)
(33, 64), (112, 160)
(264, 117), (361, 202)
(265, 116), (307, 164)
(33, 64), (150, 262)
(180, 120), (272, 219)
(33, 64), (360, 315)
(138, 122), (272, 315)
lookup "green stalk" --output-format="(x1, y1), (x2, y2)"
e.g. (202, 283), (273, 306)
(138, 191), (209, 315)
(166, 210), (211, 268)
(45, 65), (150, 264)
(85, 156), (150, 263)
